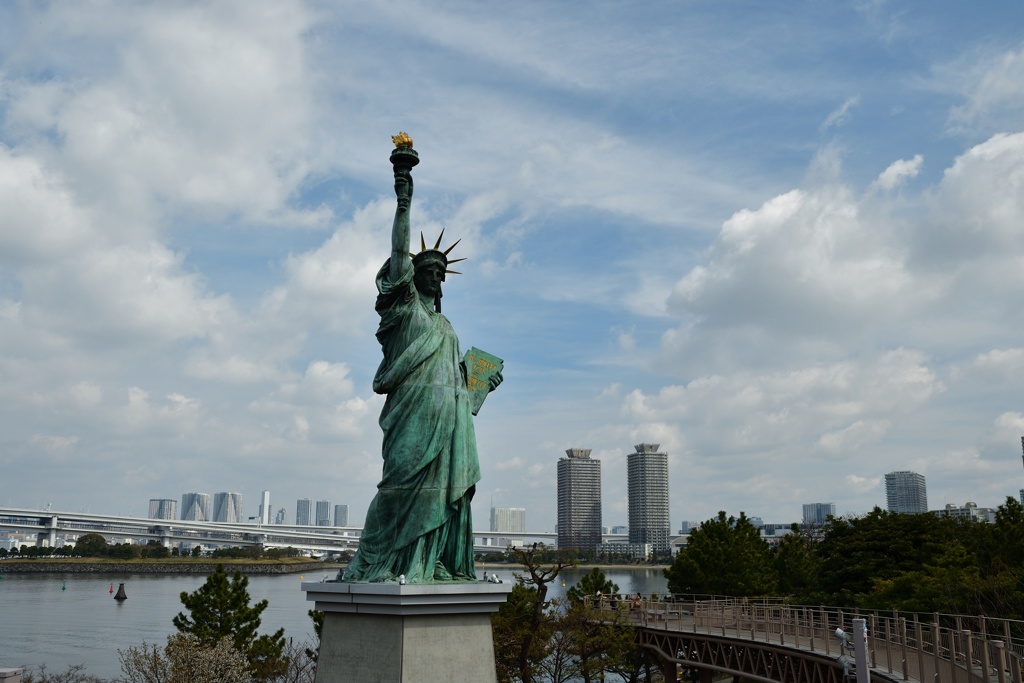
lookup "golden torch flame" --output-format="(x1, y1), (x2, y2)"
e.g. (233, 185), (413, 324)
(391, 132), (414, 148)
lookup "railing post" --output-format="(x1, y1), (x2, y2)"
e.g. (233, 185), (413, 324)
(932, 618), (943, 683)
(870, 613), (878, 669)
(915, 618), (925, 683)
(884, 614), (893, 673)
(962, 631), (973, 683)
(899, 616), (909, 681)
(950, 628), (960, 683)
(824, 607), (831, 656)
(992, 639), (1006, 683)
(981, 634), (992, 683)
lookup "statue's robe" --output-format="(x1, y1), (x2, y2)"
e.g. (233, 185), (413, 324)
(342, 260), (479, 583)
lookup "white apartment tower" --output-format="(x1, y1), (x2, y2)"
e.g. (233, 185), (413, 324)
(627, 443), (670, 554)
(148, 499), (177, 520)
(557, 448), (602, 553)
(259, 490), (271, 526)
(180, 493), (211, 521)
(490, 507), (526, 533)
(296, 498), (312, 526)
(315, 500), (332, 526)
(212, 492), (243, 523)
(885, 471), (928, 514)
(334, 504), (349, 527)
(802, 502), (836, 525)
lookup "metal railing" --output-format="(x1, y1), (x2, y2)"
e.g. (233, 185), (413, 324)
(597, 595), (1024, 682)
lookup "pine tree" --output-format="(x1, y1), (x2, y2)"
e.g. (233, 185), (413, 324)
(173, 563), (288, 680)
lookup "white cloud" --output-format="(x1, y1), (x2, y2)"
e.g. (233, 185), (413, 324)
(948, 46), (1024, 132)
(872, 154), (923, 191)
(821, 96), (861, 130)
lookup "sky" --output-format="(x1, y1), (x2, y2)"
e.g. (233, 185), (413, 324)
(2, 0), (1024, 533)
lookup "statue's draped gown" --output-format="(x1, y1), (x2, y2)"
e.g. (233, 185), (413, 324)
(342, 260), (479, 583)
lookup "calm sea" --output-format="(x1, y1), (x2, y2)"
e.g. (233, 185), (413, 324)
(0, 566), (667, 680)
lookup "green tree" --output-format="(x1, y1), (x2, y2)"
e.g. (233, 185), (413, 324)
(557, 597), (636, 683)
(74, 533), (109, 557)
(774, 524), (819, 601)
(566, 567), (620, 605)
(665, 511), (777, 596)
(813, 507), (951, 608)
(173, 563), (287, 680)
(492, 544), (575, 683)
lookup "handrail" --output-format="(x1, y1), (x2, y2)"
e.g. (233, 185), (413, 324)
(591, 594), (1024, 683)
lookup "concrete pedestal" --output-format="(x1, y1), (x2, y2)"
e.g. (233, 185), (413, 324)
(302, 581), (512, 683)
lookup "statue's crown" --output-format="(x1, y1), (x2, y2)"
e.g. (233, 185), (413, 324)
(410, 229), (465, 275)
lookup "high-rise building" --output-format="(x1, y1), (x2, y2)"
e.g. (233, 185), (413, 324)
(180, 493), (211, 521)
(490, 507), (526, 533)
(259, 490), (271, 526)
(212, 492), (243, 523)
(802, 502), (836, 525)
(275, 507), (288, 525)
(296, 498), (312, 526)
(148, 499), (177, 520)
(885, 471), (928, 514)
(315, 500), (331, 526)
(334, 504), (349, 527)
(557, 448), (601, 553)
(627, 443), (670, 554)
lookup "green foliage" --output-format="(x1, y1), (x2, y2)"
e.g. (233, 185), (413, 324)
(191, 545), (202, 557)
(665, 511), (777, 596)
(173, 563), (288, 680)
(74, 533), (108, 557)
(565, 567), (620, 605)
(493, 581), (554, 683)
(774, 524), (819, 601)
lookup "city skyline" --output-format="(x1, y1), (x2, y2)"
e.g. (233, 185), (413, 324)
(3, 3), (1024, 530)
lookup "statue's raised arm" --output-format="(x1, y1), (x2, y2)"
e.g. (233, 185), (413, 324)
(388, 133), (416, 285)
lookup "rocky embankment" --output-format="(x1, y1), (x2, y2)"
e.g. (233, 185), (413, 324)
(0, 560), (326, 575)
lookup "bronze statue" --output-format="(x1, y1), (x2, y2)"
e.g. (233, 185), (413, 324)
(343, 134), (501, 583)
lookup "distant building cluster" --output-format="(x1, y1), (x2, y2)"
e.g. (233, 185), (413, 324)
(145, 491), (348, 527)
(296, 498), (349, 527)
(171, 492), (243, 523)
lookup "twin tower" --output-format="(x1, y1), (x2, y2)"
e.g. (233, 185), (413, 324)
(556, 443), (670, 557)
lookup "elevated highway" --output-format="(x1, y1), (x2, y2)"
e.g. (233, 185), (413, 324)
(0, 507), (566, 555)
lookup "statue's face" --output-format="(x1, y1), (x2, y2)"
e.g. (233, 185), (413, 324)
(414, 261), (445, 297)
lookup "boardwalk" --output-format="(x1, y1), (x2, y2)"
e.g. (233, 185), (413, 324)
(599, 597), (1024, 683)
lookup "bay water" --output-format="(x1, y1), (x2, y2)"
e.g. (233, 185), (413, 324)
(0, 566), (667, 680)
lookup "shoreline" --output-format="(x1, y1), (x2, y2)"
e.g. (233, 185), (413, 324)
(0, 558), (668, 575)
(0, 558), (325, 575)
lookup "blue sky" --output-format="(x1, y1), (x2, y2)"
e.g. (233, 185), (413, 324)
(2, 1), (1024, 532)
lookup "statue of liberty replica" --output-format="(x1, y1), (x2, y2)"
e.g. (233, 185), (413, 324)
(343, 132), (502, 584)
(306, 135), (510, 683)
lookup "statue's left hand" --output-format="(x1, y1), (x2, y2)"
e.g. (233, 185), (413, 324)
(488, 371), (503, 392)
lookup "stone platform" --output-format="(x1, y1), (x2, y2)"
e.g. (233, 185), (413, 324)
(302, 581), (512, 683)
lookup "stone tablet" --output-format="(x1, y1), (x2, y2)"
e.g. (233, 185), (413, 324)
(464, 347), (503, 416)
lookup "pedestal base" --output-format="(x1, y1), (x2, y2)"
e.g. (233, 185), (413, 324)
(302, 581), (512, 683)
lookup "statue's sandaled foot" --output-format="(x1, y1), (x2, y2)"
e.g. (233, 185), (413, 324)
(433, 561), (453, 581)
